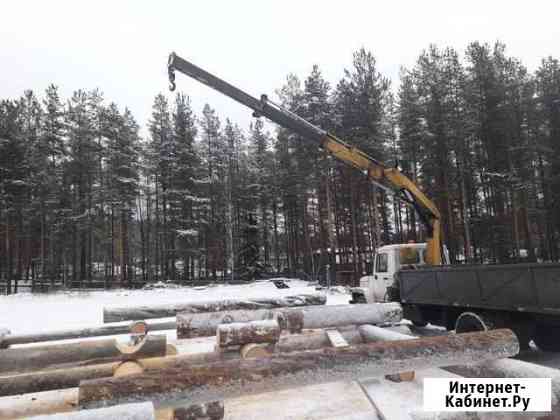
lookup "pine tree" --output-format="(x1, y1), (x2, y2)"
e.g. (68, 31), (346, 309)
(171, 92), (200, 282)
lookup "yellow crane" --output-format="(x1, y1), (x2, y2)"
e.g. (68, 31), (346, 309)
(167, 52), (443, 265)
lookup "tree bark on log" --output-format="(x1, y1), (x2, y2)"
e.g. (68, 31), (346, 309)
(216, 319), (280, 348)
(177, 303), (403, 339)
(0, 335), (167, 374)
(103, 294), (327, 323)
(0, 388), (79, 420)
(0, 389), (223, 420)
(0, 327), (361, 397)
(78, 329), (519, 408)
(0, 320), (175, 348)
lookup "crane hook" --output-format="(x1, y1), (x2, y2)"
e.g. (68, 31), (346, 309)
(168, 68), (176, 92)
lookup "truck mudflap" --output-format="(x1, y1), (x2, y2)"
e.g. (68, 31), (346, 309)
(349, 287), (368, 304)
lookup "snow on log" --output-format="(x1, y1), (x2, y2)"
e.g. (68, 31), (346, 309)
(216, 319), (280, 348)
(103, 293), (327, 323)
(358, 324), (413, 342)
(27, 401), (155, 419)
(0, 388), (79, 420)
(78, 329), (519, 408)
(0, 320), (175, 347)
(176, 303), (403, 339)
(0, 335), (167, 375)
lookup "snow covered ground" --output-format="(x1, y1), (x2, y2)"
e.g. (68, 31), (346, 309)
(0, 279), (349, 335)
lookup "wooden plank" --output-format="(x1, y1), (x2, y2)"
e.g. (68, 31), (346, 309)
(325, 329), (349, 348)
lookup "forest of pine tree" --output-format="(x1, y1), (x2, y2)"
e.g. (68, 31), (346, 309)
(1, 42), (559, 293)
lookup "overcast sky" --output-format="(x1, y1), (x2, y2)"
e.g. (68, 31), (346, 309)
(2, 0), (559, 135)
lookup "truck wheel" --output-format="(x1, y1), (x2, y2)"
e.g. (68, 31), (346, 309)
(456, 312), (530, 350)
(412, 320), (427, 327)
(533, 326), (560, 352)
(455, 312), (493, 333)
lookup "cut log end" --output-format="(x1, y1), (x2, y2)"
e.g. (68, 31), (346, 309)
(385, 371), (415, 382)
(116, 334), (167, 359)
(130, 321), (149, 336)
(240, 343), (274, 359)
(113, 361), (145, 377)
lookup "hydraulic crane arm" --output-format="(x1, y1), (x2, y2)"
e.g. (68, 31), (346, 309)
(167, 52), (442, 265)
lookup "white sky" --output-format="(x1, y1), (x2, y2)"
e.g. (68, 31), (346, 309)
(1, 0), (559, 136)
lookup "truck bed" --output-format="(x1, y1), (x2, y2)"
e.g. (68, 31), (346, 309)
(397, 263), (560, 315)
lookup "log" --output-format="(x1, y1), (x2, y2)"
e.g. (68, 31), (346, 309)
(28, 401), (156, 419)
(177, 303), (403, 339)
(103, 293), (327, 322)
(216, 319), (280, 348)
(0, 328), (361, 396)
(0, 388), (79, 419)
(0, 319), (175, 348)
(359, 324), (416, 382)
(0, 328), (359, 396)
(360, 324), (419, 380)
(78, 329), (519, 408)
(358, 324), (413, 342)
(0, 335), (167, 374)
(0, 389), (222, 420)
(0, 363), (118, 397)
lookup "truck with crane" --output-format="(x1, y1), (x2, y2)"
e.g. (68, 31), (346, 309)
(167, 52), (560, 351)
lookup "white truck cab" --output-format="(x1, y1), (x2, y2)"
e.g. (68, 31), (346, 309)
(350, 243), (447, 304)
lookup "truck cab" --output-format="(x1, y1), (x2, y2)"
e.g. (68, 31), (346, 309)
(350, 243), (446, 304)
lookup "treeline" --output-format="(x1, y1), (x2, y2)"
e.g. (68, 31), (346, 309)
(1, 42), (559, 292)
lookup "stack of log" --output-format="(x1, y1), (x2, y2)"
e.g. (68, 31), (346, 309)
(0, 292), (539, 420)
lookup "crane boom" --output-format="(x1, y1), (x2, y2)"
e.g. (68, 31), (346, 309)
(167, 52), (442, 265)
